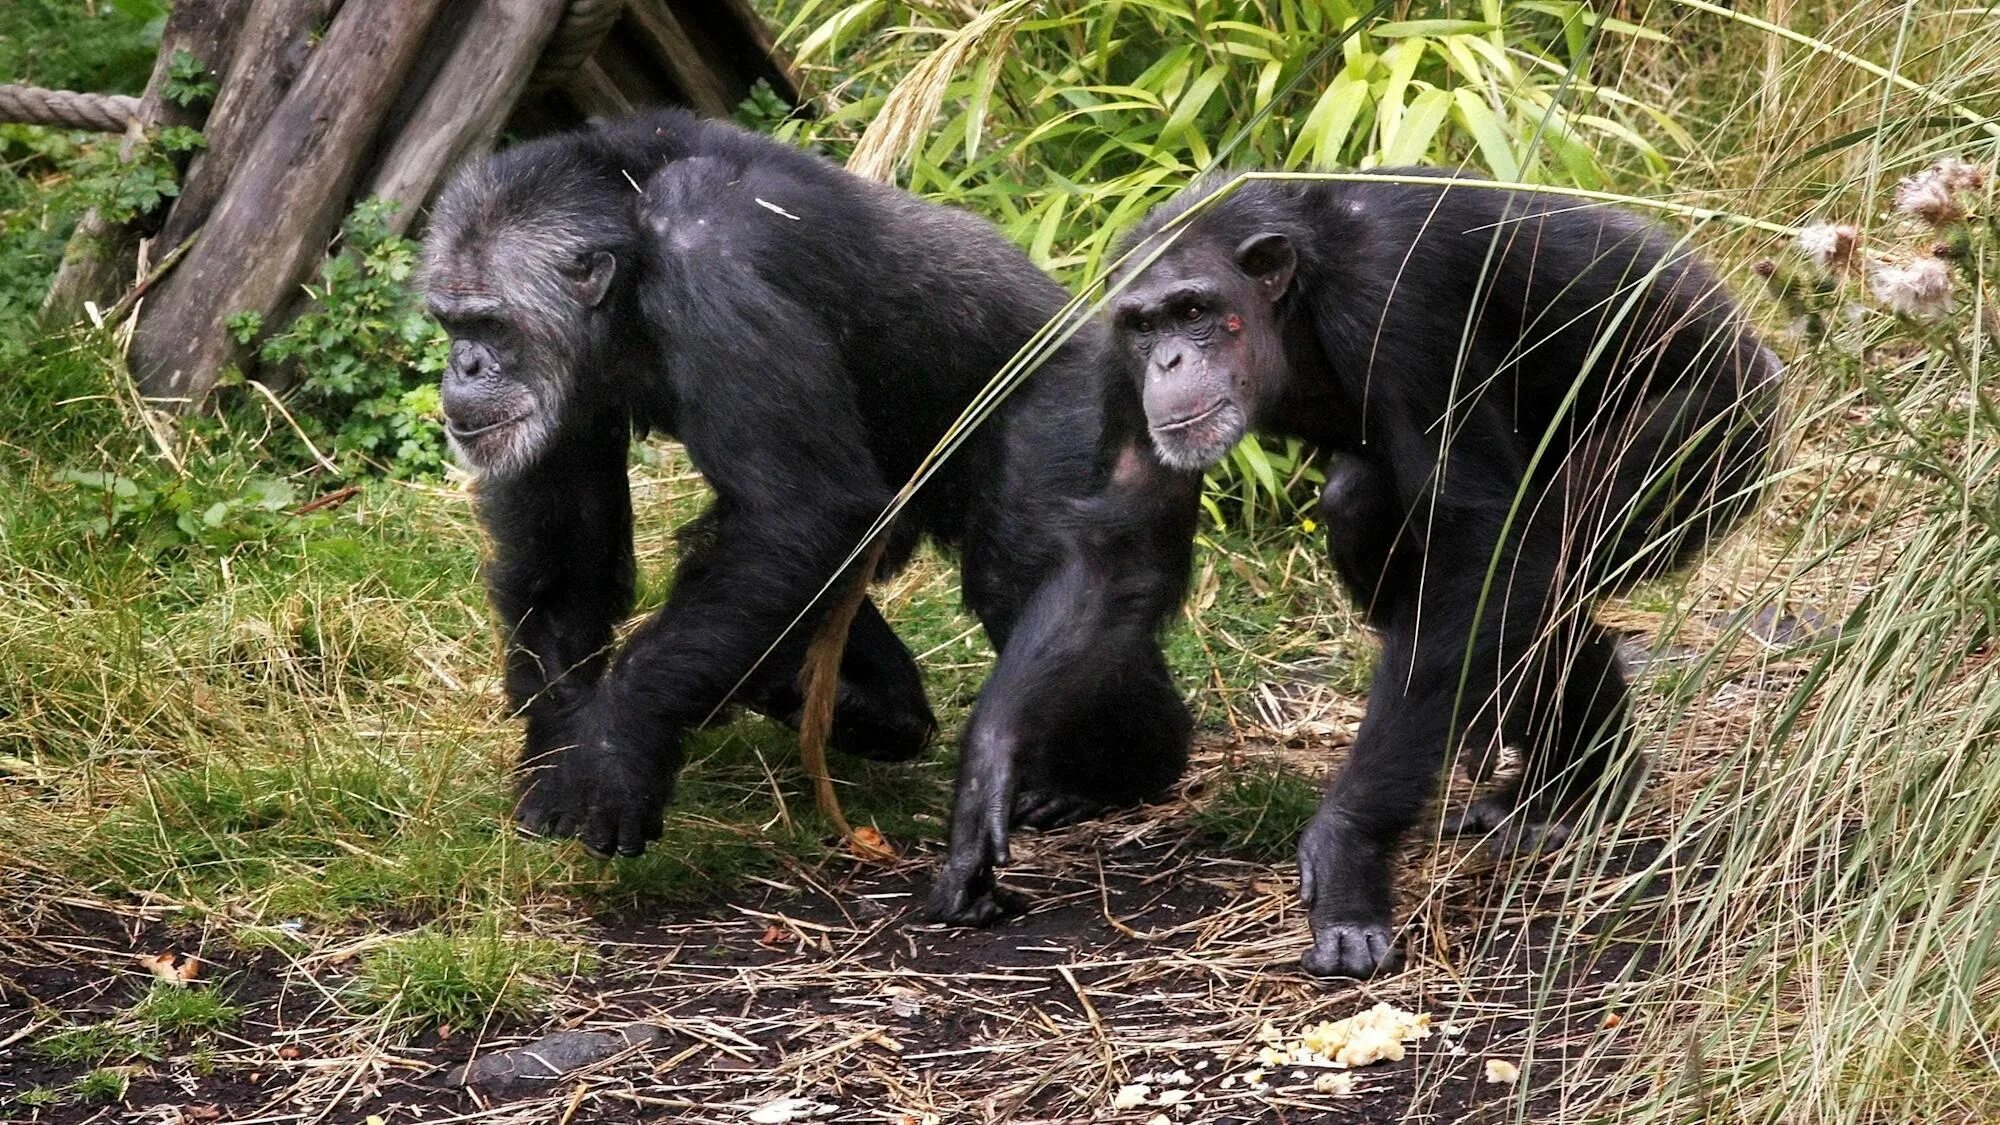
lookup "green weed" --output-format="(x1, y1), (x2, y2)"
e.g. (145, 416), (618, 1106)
(353, 921), (594, 1031)
(246, 198), (451, 475)
(70, 1067), (129, 1104)
(127, 982), (241, 1036)
(12, 1086), (60, 1109)
(1189, 761), (1321, 862)
(34, 1024), (148, 1066)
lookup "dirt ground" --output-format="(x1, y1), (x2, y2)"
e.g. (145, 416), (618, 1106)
(0, 715), (1702, 1125)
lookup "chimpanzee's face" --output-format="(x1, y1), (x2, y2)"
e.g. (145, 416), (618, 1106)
(422, 238), (617, 479)
(1111, 232), (1296, 471)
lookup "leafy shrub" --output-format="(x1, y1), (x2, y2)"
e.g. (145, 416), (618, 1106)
(245, 199), (450, 477)
(0, 0), (161, 95)
(56, 469), (296, 556)
(774, 0), (1681, 521)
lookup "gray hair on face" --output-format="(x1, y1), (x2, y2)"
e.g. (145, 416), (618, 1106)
(423, 152), (636, 480)
(447, 408), (560, 481)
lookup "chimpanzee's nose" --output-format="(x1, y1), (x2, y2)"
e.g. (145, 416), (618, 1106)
(452, 339), (489, 380)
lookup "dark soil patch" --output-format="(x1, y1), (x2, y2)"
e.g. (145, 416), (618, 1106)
(2, 766), (1665, 1124)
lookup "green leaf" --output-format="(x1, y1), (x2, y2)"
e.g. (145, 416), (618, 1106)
(1383, 85), (1451, 164)
(1374, 37), (1427, 146)
(1156, 62), (1227, 158)
(1371, 20), (1499, 37)
(1236, 437), (1279, 499)
(1287, 71), (1370, 169)
(1451, 87), (1520, 179)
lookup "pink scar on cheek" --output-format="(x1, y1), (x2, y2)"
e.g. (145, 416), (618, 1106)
(1225, 314), (1243, 335)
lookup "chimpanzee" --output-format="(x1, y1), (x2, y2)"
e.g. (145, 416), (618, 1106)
(1106, 172), (1779, 977)
(421, 109), (1197, 887)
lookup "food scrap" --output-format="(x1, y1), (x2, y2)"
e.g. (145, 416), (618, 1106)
(136, 951), (202, 984)
(1313, 1071), (1356, 1096)
(1257, 1003), (1433, 1069)
(1108, 1068), (1198, 1113)
(1484, 1058), (1521, 1085)
(848, 824), (897, 860)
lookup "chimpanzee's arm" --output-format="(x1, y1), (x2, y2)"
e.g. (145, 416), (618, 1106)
(511, 265), (891, 860)
(1299, 394), (1569, 977)
(930, 442), (1202, 925)
(477, 407), (637, 771)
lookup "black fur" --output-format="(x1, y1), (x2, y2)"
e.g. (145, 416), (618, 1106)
(1113, 172), (1779, 977)
(422, 111), (1196, 902)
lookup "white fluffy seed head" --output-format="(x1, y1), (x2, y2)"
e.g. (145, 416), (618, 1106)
(1794, 223), (1859, 272)
(1891, 155), (1988, 227)
(1931, 155), (1988, 195)
(1893, 172), (1962, 225)
(1868, 255), (1954, 318)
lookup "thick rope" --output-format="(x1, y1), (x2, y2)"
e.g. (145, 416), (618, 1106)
(0, 84), (141, 132)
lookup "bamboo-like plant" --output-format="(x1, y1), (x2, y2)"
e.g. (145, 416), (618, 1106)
(772, 0), (1682, 523)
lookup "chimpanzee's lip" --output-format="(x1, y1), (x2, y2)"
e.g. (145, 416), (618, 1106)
(1152, 399), (1229, 432)
(446, 412), (530, 439)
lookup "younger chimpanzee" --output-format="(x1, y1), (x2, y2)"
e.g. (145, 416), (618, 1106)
(421, 109), (1196, 891)
(1108, 172), (1779, 977)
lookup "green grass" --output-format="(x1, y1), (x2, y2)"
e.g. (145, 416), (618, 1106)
(352, 921), (595, 1031)
(1189, 761), (1321, 862)
(128, 982), (241, 1037)
(34, 1024), (149, 1067)
(31, 982), (240, 1077)
(11, 1086), (60, 1110)
(70, 1067), (129, 1104)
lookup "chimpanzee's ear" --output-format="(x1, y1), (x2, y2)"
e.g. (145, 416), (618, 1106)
(572, 250), (617, 307)
(1234, 233), (1296, 302)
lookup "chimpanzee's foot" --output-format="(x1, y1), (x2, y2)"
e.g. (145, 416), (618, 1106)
(1442, 792), (1574, 857)
(514, 729), (672, 859)
(1301, 921), (1403, 978)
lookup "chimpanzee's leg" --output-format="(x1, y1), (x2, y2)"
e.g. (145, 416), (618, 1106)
(1444, 622), (1631, 853)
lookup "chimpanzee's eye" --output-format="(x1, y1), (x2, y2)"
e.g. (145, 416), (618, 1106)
(1183, 304), (1204, 321)
(1126, 313), (1153, 335)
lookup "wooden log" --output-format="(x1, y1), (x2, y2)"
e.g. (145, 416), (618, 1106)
(362, 0), (571, 236)
(591, 30), (678, 112)
(667, 0), (798, 104)
(528, 0), (626, 93)
(41, 0), (247, 322)
(152, 0), (337, 258)
(624, 2), (737, 118)
(128, 0), (449, 404)
(561, 58), (639, 120)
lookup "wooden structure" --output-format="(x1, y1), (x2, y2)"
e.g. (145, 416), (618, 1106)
(9, 0), (793, 405)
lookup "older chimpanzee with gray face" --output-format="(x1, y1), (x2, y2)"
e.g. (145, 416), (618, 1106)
(422, 109), (1198, 905)
(1110, 172), (1778, 977)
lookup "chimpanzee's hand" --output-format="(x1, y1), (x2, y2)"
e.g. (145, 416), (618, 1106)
(1296, 809), (1403, 978)
(514, 712), (671, 859)
(926, 741), (1027, 926)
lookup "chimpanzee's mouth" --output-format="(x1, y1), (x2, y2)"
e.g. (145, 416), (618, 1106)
(1152, 399), (1228, 432)
(1148, 399), (1244, 472)
(446, 413), (531, 440)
